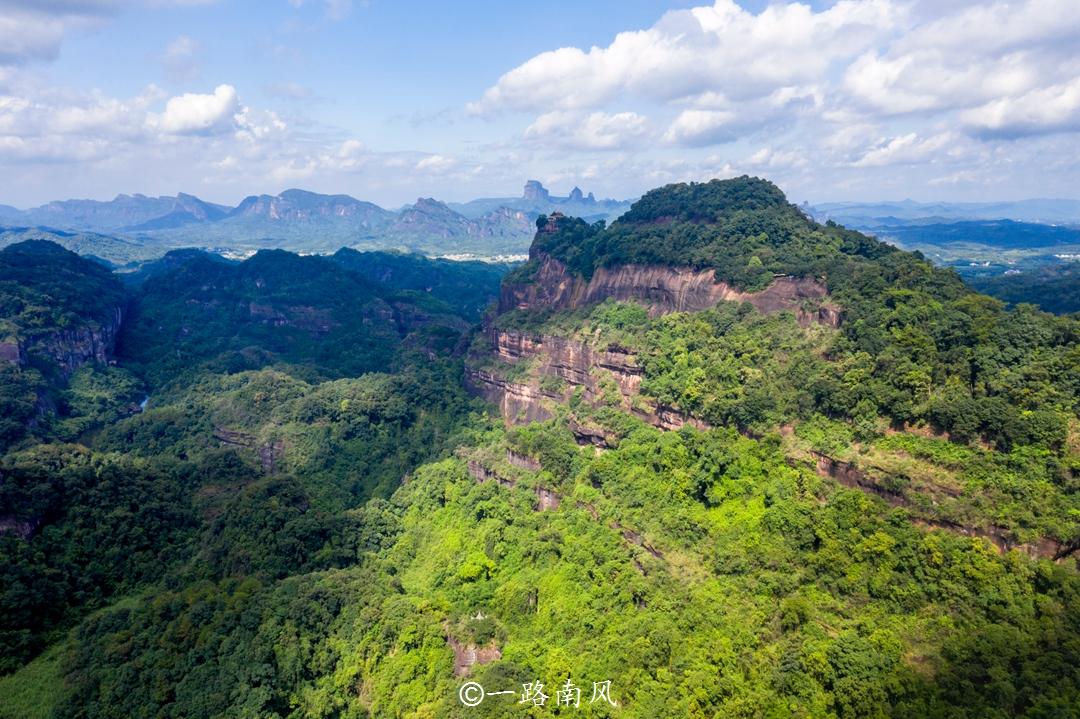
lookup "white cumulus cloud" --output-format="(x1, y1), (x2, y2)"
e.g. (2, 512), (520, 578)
(470, 0), (901, 114)
(662, 110), (739, 146)
(961, 77), (1080, 138)
(150, 84), (238, 135)
(852, 132), (955, 167)
(524, 110), (648, 150)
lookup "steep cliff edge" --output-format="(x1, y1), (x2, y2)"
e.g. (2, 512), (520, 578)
(501, 253), (841, 326)
(22, 305), (124, 376)
(0, 241), (129, 451)
(0, 242), (126, 376)
(463, 177), (1079, 562)
(466, 326), (708, 435)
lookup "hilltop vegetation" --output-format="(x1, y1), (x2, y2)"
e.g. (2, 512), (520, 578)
(0, 240), (124, 336)
(524, 179), (1077, 449)
(529, 176), (905, 293)
(0, 179), (1078, 718)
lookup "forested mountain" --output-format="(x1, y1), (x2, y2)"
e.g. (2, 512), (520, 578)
(0, 178), (1078, 719)
(0, 242), (131, 451)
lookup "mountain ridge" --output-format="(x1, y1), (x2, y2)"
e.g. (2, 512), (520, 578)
(0, 181), (630, 261)
(1, 179), (1078, 718)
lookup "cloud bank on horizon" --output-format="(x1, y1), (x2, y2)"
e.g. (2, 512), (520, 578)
(0, 0), (1078, 207)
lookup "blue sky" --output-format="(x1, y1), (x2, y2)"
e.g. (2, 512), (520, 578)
(1, 0), (1079, 207)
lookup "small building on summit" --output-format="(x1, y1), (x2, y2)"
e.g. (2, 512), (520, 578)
(542, 211), (565, 233)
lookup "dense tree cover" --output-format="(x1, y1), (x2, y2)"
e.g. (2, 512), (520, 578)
(0, 242), (136, 452)
(116, 249), (405, 387)
(503, 291), (1078, 450)
(114, 247), (509, 390)
(0, 242), (499, 695)
(507, 179), (1079, 530)
(0, 183), (1078, 718)
(0, 240), (125, 336)
(0, 357), (487, 684)
(0, 364), (47, 451)
(0, 445), (200, 671)
(487, 296), (1080, 546)
(967, 263), (1080, 315)
(330, 248), (511, 322)
(99, 359), (487, 509)
(529, 177), (909, 293)
(636, 298), (1078, 448)
(40, 422), (1080, 718)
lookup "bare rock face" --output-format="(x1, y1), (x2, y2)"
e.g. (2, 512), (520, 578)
(464, 368), (555, 425)
(501, 255), (841, 327)
(468, 327), (705, 436)
(0, 340), (24, 365)
(472, 252), (839, 435)
(465, 453), (560, 512)
(506, 449), (541, 471)
(492, 328), (644, 397)
(27, 306), (124, 377)
(448, 636), (502, 677)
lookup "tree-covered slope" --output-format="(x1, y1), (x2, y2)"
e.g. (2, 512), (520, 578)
(0, 179), (1077, 719)
(967, 263), (1080, 315)
(0, 242), (139, 452)
(116, 248), (482, 387)
(0, 240), (125, 341)
(1, 244), (498, 681)
(40, 420), (1080, 719)
(527, 176), (915, 294)
(498, 178), (1078, 451)
(329, 248), (511, 322)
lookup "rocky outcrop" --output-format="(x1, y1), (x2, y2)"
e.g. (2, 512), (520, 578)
(0, 340), (24, 365)
(567, 418), (617, 447)
(522, 180), (550, 202)
(464, 368), (555, 425)
(469, 328), (705, 434)
(21, 306), (124, 377)
(501, 255), (841, 326)
(448, 635), (502, 677)
(492, 328), (643, 396)
(465, 455), (560, 512)
(474, 252), (840, 432)
(812, 452), (904, 506)
(506, 449), (541, 472)
(213, 426), (286, 474)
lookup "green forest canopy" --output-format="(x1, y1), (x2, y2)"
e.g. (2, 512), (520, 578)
(0, 178), (1077, 718)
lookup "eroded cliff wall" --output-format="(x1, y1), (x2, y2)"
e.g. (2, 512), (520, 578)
(500, 254), (841, 326)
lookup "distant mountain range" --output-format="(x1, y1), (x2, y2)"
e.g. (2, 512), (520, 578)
(809, 198), (1080, 228)
(0, 182), (633, 264)
(6, 183), (1080, 273)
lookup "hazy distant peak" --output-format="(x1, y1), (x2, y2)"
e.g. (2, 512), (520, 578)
(522, 180), (549, 202)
